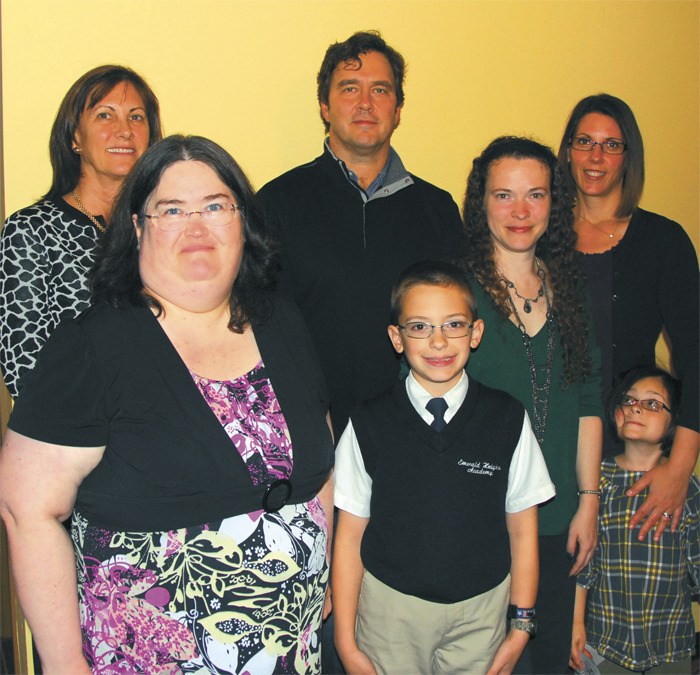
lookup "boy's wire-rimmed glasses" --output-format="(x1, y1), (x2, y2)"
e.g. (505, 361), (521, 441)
(144, 203), (243, 231)
(618, 395), (671, 414)
(398, 320), (474, 339)
(569, 136), (627, 155)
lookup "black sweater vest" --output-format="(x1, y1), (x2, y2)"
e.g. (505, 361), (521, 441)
(352, 378), (523, 603)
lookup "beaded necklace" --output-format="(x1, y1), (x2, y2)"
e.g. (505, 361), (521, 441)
(506, 271), (556, 444)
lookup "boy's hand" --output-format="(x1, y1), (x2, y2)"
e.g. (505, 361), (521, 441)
(569, 622), (590, 673)
(486, 629), (529, 675)
(338, 646), (378, 675)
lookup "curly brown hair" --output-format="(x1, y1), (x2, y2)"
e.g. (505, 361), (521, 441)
(461, 136), (591, 385)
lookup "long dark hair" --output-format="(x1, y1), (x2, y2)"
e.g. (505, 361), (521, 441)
(462, 136), (591, 385)
(44, 65), (162, 201)
(557, 93), (644, 218)
(90, 135), (276, 331)
(606, 365), (679, 453)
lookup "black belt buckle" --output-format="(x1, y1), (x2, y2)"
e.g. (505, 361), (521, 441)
(262, 478), (292, 513)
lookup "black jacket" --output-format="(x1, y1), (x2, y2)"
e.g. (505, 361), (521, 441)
(257, 146), (464, 436)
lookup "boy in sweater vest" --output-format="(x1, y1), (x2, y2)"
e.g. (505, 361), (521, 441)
(333, 261), (556, 674)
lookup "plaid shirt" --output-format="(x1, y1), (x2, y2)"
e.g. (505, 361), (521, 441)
(577, 458), (700, 670)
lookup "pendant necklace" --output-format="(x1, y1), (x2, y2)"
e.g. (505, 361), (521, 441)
(588, 220), (620, 240)
(579, 215), (624, 240)
(501, 257), (546, 314)
(72, 191), (106, 233)
(506, 269), (555, 444)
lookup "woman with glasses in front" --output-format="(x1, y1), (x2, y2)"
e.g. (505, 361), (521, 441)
(558, 94), (698, 544)
(0, 136), (333, 674)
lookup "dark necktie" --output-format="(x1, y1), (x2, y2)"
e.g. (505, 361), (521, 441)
(426, 397), (448, 432)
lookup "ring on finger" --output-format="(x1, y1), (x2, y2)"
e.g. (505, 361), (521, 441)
(662, 511), (672, 519)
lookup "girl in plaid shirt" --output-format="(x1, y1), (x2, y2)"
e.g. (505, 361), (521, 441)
(570, 365), (699, 673)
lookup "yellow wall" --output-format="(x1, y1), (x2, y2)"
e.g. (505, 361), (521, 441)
(1, 0), (699, 647)
(1, 0), (699, 252)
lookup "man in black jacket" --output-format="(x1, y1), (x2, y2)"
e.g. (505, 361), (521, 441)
(257, 31), (464, 673)
(258, 31), (464, 441)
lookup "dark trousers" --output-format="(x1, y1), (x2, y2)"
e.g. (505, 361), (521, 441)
(516, 532), (577, 674)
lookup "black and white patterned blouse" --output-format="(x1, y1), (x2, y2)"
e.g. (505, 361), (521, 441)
(0, 198), (103, 397)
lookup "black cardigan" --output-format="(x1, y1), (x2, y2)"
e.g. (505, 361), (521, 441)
(9, 295), (334, 531)
(608, 208), (698, 432)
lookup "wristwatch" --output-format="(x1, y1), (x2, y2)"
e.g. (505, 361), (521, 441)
(509, 617), (538, 639)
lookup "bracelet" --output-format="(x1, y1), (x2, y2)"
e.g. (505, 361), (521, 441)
(509, 617), (538, 638)
(577, 489), (601, 496)
(507, 604), (536, 619)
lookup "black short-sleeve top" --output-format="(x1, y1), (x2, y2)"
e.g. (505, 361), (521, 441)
(8, 296), (334, 532)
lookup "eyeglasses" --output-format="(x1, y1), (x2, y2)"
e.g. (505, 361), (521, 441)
(569, 136), (627, 155)
(398, 320), (474, 339)
(143, 202), (242, 231)
(619, 395), (671, 414)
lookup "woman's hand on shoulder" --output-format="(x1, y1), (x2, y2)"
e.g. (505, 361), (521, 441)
(627, 461), (686, 540)
(627, 426), (699, 540)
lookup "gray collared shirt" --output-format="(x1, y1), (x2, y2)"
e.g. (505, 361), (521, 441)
(323, 137), (414, 202)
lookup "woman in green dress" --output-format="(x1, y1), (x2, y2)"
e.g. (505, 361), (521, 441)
(461, 136), (602, 674)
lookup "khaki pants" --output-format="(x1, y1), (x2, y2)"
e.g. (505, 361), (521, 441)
(356, 570), (511, 674)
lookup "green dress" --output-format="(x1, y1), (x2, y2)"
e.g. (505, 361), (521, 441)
(466, 280), (602, 535)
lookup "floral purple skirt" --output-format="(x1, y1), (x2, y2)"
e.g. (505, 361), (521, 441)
(72, 499), (328, 674)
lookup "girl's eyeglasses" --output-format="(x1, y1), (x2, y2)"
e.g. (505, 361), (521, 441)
(619, 395), (671, 414)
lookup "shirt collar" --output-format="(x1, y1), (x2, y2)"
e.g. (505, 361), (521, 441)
(405, 370), (469, 425)
(323, 137), (397, 198)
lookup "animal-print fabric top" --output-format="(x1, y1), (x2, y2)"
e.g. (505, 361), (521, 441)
(0, 198), (102, 397)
